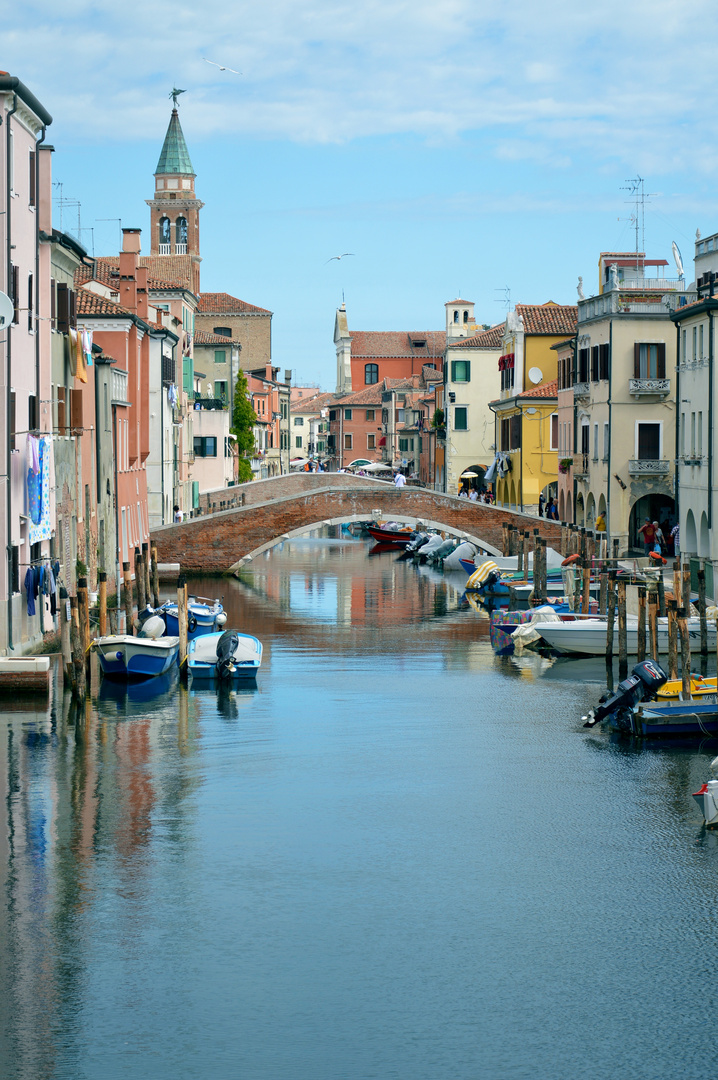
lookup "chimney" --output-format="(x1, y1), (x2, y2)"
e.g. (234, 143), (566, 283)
(119, 229), (141, 313)
(265, 361), (273, 382)
(122, 228), (141, 253)
(135, 265), (149, 320)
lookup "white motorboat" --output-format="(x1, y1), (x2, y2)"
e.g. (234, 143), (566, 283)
(534, 616), (715, 656)
(94, 634), (180, 678)
(188, 630), (263, 683)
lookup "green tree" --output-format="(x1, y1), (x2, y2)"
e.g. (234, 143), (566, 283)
(231, 369), (258, 483)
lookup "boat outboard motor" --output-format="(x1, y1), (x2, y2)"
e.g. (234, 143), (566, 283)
(138, 615), (167, 639)
(216, 630), (240, 680)
(429, 538), (456, 563)
(583, 659), (668, 728)
(406, 532), (429, 553)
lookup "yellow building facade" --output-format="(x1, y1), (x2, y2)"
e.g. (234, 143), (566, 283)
(489, 303), (577, 512)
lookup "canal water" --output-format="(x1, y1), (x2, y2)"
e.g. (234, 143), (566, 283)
(3, 531), (718, 1079)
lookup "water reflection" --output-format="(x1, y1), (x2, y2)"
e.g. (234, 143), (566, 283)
(4, 530), (718, 1079)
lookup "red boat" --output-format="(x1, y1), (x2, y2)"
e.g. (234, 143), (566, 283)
(366, 525), (414, 546)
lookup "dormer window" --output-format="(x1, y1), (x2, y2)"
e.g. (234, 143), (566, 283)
(413, 340), (426, 348)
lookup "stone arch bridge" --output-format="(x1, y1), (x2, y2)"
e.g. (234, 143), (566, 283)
(150, 473), (563, 573)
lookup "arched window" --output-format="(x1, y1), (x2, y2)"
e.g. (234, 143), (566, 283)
(159, 217), (171, 245)
(176, 217), (188, 250)
(365, 363), (378, 385)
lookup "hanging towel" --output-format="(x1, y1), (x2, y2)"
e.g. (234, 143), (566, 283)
(24, 567), (36, 616)
(75, 328), (87, 384)
(27, 434), (40, 474)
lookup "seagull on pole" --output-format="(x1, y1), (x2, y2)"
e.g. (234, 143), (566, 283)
(326, 253), (355, 263)
(203, 58), (242, 74)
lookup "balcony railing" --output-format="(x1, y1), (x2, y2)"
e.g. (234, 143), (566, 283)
(629, 378), (671, 396)
(193, 395), (227, 411)
(158, 244), (171, 255)
(175, 243), (187, 255)
(573, 381), (590, 398)
(628, 459), (670, 475)
(608, 277), (685, 292)
(111, 367), (129, 405)
(579, 290), (697, 323)
(574, 453), (590, 477)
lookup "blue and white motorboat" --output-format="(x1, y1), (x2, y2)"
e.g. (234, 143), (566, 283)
(188, 630), (263, 684)
(157, 597), (226, 640)
(93, 633), (180, 679)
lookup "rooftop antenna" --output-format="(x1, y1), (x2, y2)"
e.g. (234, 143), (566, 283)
(494, 286), (511, 309)
(621, 176), (657, 271)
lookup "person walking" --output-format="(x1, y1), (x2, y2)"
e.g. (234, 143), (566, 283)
(394, 471), (406, 488)
(546, 497), (559, 521)
(637, 518), (656, 556)
(538, 492), (545, 517)
(595, 510), (606, 533)
(653, 521), (665, 555)
(671, 522), (680, 556)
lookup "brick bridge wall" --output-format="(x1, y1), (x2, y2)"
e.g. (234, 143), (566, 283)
(151, 475), (563, 573)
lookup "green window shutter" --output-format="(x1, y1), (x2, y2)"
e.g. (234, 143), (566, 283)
(215, 350), (226, 364)
(451, 360), (470, 382)
(192, 481), (200, 508)
(454, 407), (468, 431)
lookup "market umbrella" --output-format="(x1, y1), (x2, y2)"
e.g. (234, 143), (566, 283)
(460, 471), (479, 478)
(364, 462), (393, 472)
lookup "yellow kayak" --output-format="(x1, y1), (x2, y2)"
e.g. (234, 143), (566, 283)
(656, 676), (718, 699)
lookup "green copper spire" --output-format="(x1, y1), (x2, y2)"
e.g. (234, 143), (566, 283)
(154, 108), (194, 176)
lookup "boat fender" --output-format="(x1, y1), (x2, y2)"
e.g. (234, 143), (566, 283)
(115, 651), (123, 660)
(188, 615), (197, 634)
(561, 554), (581, 566)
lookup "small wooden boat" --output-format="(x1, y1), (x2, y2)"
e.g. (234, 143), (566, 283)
(366, 525), (414, 546)
(93, 635), (180, 679)
(188, 630), (263, 684)
(629, 701), (718, 738)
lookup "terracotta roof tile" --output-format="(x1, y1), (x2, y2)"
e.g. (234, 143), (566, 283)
(451, 323), (505, 349)
(197, 292), (272, 315)
(76, 288), (134, 318)
(80, 258), (195, 292)
(349, 330), (445, 358)
(290, 391), (335, 414)
(335, 384), (384, 407)
(194, 329), (240, 346)
(514, 303), (577, 335)
(519, 378), (559, 398)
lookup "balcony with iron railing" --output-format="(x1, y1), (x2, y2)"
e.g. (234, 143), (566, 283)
(193, 394), (227, 411)
(628, 378), (671, 397)
(628, 458), (670, 476)
(573, 381), (590, 398)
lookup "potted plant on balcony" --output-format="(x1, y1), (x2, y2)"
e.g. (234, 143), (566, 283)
(558, 458), (573, 474)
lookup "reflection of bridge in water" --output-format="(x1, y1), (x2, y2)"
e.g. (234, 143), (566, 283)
(151, 473), (562, 573)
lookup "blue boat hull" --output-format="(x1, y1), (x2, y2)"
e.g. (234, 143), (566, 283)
(95, 636), (180, 680)
(187, 631), (263, 684)
(162, 603), (223, 640)
(613, 701), (718, 738)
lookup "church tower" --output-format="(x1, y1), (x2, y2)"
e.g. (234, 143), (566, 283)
(146, 97), (204, 259)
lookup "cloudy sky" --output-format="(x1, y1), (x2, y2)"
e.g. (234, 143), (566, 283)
(9, 0), (718, 385)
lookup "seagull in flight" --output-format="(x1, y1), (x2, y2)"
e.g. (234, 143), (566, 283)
(326, 253), (355, 263)
(203, 57), (242, 74)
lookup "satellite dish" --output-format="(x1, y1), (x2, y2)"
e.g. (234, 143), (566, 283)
(672, 241), (684, 280)
(0, 291), (13, 329)
(528, 367), (543, 385)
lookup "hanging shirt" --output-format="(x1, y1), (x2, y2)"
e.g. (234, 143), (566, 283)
(81, 328), (93, 366)
(24, 567), (36, 616)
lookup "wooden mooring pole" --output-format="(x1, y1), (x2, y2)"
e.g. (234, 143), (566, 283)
(123, 561), (133, 636)
(142, 542), (152, 608)
(657, 569), (666, 618)
(77, 578), (90, 672)
(523, 531), (529, 583)
(606, 570), (617, 667)
(151, 544), (160, 609)
(599, 563), (608, 615)
(677, 605), (692, 700)
(648, 587), (659, 663)
(70, 595), (86, 701)
(177, 574), (188, 673)
(698, 563), (708, 656)
(60, 586), (72, 683)
(98, 571), (107, 637)
(617, 579), (628, 680)
(134, 547), (147, 615)
(667, 600), (678, 681)
(637, 585), (646, 663)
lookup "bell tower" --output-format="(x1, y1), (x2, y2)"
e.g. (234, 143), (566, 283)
(146, 90), (204, 259)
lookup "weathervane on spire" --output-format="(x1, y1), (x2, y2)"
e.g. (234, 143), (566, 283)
(169, 88), (186, 108)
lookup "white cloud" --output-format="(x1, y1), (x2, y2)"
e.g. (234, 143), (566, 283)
(6, 0), (718, 173)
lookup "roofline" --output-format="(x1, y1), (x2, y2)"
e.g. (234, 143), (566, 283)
(489, 393), (558, 412)
(0, 75), (52, 125)
(41, 228), (92, 265)
(670, 297), (718, 322)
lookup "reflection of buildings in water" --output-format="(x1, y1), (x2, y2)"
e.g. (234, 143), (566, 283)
(0, 668), (205, 1075)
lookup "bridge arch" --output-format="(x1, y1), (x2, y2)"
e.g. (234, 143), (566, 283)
(151, 473), (563, 573)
